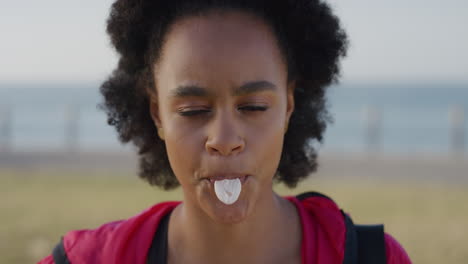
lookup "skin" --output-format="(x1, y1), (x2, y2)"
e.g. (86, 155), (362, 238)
(149, 10), (302, 264)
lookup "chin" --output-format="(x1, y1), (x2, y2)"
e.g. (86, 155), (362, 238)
(210, 200), (249, 224)
(204, 196), (252, 225)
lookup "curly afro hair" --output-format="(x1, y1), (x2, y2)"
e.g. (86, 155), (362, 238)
(99, 0), (348, 190)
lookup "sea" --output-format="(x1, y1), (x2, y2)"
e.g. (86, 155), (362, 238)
(0, 82), (467, 154)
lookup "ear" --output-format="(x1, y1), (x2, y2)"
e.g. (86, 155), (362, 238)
(148, 89), (164, 139)
(285, 80), (295, 132)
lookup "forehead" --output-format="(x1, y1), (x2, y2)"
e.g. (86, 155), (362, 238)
(155, 10), (287, 91)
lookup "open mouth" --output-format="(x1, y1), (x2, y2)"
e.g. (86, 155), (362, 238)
(204, 175), (250, 205)
(204, 175), (250, 185)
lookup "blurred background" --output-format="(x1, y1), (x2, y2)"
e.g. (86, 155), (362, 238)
(1, 0), (467, 263)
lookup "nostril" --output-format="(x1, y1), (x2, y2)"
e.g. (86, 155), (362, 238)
(206, 145), (221, 155)
(231, 144), (244, 154)
(205, 137), (245, 156)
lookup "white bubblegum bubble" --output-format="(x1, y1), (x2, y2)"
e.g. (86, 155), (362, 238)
(214, 178), (242, 205)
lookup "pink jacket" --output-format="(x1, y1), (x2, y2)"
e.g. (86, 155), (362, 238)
(38, 195), (411, 264)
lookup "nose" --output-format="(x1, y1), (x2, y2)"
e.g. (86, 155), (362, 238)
(205, 113), (245, 156)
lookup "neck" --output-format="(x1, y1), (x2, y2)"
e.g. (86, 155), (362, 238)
(168, 189), (300, 263)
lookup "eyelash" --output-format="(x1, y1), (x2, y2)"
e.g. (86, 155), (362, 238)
(178, 105), (268, 117)
(239, 105), (268, 112)
(178, 109), (210, 116)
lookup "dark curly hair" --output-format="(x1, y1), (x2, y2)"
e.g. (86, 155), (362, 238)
(99, 0), (348, 190)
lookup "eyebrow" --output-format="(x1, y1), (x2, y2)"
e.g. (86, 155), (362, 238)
(171, 85), (208, 97)
(233, 80), (277, 96)
(171, 81), (277, 98)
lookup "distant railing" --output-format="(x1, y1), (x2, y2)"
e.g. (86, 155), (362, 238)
(0, 105), (466, 154)
(362, 106), (383, 153)
(64, 105), (80, 152)
(360, 104), (465, 155)
(0, 105), (82, 153)
(449, 106), (466, 155)
(0, 107), (12, 152)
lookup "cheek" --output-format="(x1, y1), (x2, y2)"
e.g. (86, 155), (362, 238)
(163, 120), (205, 184)
(248, 113), (286, 177)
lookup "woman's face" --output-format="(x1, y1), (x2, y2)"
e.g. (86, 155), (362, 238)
(150, 10), (294, 224)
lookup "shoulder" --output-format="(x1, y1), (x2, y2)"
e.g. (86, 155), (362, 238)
(288, 192), (345, 233)
(287, 192), (347, 263)
(287, 192), (411, 264)
(38, 201), (180, 264)
(384, 233), (412, 264)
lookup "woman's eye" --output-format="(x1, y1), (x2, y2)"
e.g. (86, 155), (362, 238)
(238, 105), (268, 112)
(177, 105), (268, 117)
(178, 109), (211, 116)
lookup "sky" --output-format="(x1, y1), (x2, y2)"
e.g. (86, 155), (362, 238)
(0, 0), (467, 84)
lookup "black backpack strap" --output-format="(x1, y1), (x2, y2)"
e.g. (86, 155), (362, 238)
(342, 214), (387, 264)
(342, 211), (358, 264)
(296, 192), (386, 264)
(355, 224), (387, 264)
(52, 238), (71, 264)
(146, 210), (172, 264)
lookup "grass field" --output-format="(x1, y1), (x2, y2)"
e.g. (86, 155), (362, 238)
(2, 169), (468, 263)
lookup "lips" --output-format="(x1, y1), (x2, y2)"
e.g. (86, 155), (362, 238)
(203, 174), (249, 184)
